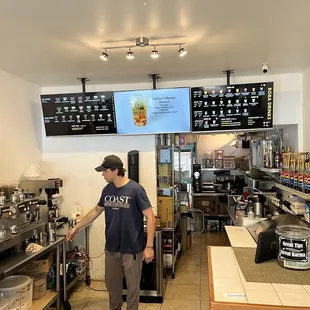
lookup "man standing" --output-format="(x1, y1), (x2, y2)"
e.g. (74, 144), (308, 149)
(66, 155), (155, 310)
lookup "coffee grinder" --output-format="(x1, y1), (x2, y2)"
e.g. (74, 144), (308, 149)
(192, 164), (202, 193)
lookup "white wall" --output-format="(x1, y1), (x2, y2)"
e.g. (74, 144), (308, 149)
(41, 72), (302, 279)
(0, 69), (41, 185)
(282, 124), (299, 152)
(194, 133), (250, 162)
(303, 66), (310, 151)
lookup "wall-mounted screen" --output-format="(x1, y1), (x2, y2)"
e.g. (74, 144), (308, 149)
(41, 92), (117, 136)
(191, 82), (273, 132)
(114, 87), (191, 134)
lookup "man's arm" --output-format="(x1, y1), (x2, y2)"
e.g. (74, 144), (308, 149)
(142, 207), (155, 263)
(66, 205), (104, 241)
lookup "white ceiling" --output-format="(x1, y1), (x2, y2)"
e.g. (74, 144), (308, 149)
(0, 0), (309, 86)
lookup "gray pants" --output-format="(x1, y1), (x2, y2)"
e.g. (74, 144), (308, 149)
(105, 250), (143, 310)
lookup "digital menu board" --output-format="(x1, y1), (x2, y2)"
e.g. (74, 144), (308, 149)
(41, 92), (117, 136)
(191, 82), (273, 132)
(114, 87), (191, 134)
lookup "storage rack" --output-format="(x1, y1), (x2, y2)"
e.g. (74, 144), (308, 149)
(0, 238), (65, 310)
(156, 133), (182, 279)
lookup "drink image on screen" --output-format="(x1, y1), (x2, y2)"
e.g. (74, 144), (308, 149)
(131, 96), (147, 126)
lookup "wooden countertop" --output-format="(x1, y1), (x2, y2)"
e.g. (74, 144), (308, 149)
(207, 227), (310, 309)
(224, 226), (257, 248)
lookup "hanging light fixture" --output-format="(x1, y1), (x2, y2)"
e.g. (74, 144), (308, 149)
(100, 49), (108, 61)
(100, 37), (187, 61)
(126, 47), (134, 60)
(178, 45), (187, 57)
(151, 46), (159, 59)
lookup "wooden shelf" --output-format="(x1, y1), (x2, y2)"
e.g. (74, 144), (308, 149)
(30, 290), (58, 310)
(276, 183), (310, 200)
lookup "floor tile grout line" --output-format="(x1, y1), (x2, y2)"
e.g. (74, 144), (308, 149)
(80, 296), (93, 310)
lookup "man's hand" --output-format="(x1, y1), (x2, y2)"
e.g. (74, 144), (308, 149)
(66, 226), (79, 242)
(143, 247), (154, 264)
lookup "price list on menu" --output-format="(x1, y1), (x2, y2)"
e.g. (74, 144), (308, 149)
(191, 82), (273, 132)
(41, 92), (117, 136)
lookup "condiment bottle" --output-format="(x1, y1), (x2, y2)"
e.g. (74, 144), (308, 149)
(248, 206), (254, 219)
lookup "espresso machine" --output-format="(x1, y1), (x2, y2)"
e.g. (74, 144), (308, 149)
(0, 190), (46, 255)
(19, 178), (67, 225)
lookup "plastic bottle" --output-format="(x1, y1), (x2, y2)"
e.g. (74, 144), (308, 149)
(248, 206), (254, 219)
(71, 203), (82, 223)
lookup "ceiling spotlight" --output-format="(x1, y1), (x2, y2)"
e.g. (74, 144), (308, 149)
(126, 47), (134, 60)
(178, 45), (187, 57)
(151, 46), (159, 59)
(100, 49), (108, 61)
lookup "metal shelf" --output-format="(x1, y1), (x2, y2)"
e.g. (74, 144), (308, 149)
(204, 214), (230, 218)
(156, 146), (180, 150)
(30, 290), (58, 310)
(201, 168), (238, 171)
(225, 205), (237, 226)
(275, 183), (310, 200)
(67, 275), (81, 291)
(260, 167), (281, 173)
(0, 237), (65, 279)
(161, 213), (181, 231)
(173, 247), (181, 266)
(165, 247), (182, 269)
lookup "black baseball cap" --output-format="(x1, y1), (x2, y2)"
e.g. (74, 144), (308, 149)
(95, 155), (124, 172)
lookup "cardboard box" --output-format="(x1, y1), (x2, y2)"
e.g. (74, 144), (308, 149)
(158, 164), (172, 176)
(209, 197), (219, 207)
(223, 156), (236, 169)
(159, 181), (170, 189)
(219, 203), (228, 215)
(209, 206), (219, 216)
(193, 197), (210, 214)
(157, 196), (173, 228)
(235, 157), (249, 171)
(19, 253), (53, 274)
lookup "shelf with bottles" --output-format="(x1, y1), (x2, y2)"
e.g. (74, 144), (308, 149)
(202, 168), (240, 172)
(251, 137), (286, 173)
(279, 151), (310, 198)
(275, 183), (310, 200)
(162, 221), (182, 271)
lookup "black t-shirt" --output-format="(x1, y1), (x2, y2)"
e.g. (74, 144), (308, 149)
(98, 180), (152, 254)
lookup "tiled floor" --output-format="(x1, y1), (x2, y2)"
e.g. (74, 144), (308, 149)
(68, 232), (230, 310)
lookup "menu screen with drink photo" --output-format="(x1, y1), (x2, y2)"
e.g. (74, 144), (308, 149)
(114, 88), (191, 134)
